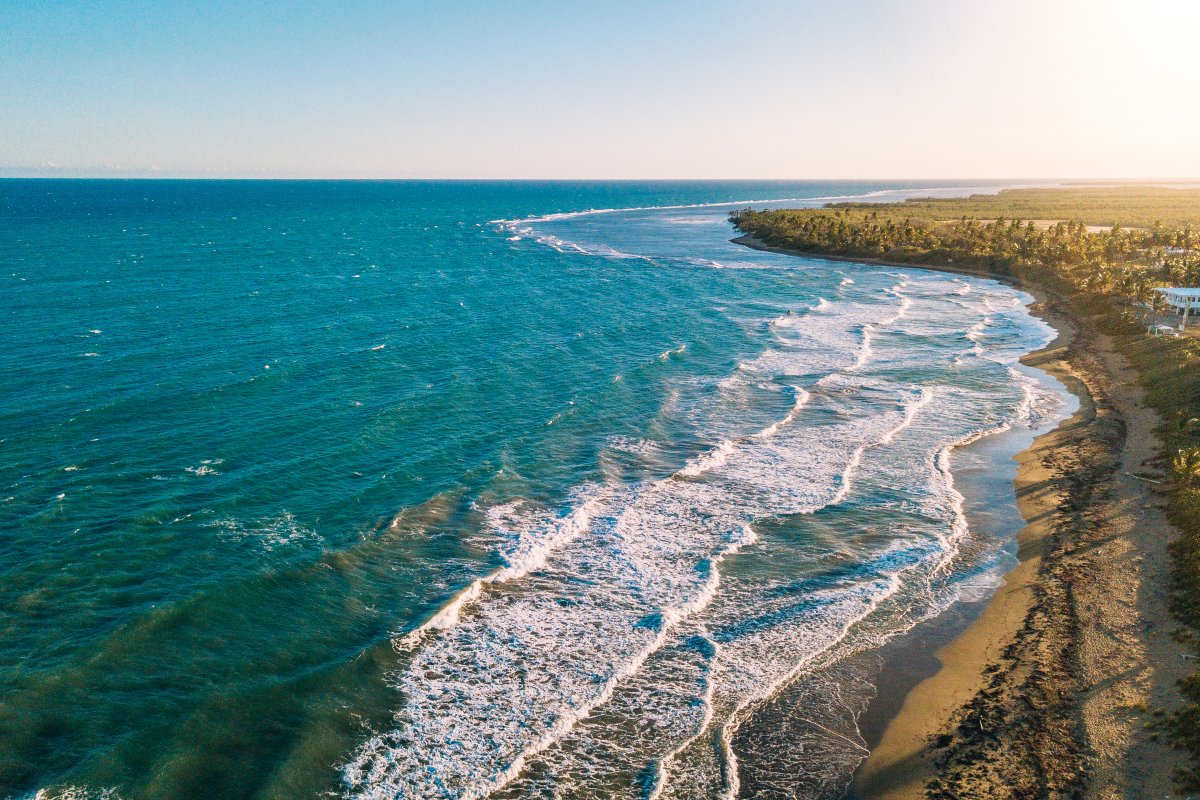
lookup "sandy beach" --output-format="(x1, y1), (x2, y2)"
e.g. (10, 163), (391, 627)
(735, 234), (1188, 799)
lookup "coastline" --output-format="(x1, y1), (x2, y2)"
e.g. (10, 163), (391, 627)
(731, 234), (1187, 798)
(730, 233), (1014, 284)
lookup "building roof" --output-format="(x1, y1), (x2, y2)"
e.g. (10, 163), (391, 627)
(1155, 287), (1200, 298)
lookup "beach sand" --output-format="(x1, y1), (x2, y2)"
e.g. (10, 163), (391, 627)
(733, 234), (1187, 798)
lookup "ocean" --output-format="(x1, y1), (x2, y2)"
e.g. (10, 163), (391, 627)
(0, 180), (1071, 800)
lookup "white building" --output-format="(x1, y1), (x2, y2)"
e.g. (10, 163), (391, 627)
(1154, 287), (1200, 329)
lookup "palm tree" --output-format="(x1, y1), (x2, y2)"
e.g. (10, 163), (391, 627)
(1173, 448), (1200, 488)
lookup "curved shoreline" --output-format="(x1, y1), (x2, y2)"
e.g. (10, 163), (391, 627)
(731, 234), (1187, 798)
(852, 300), (1084, 798)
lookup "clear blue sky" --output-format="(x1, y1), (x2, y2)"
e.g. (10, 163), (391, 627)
(2, 0), (1198, 178)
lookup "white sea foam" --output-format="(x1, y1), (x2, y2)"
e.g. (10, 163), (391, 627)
(606, 435), (660, 458)
(344, 333), (968, 798)
(343, 203), (1067, 798)
(184, 458), (223, 477)
(492, 186), (1018, 265)
(488, 185), (1022, 233)
(752, 386), (810, 439)
(677, 438), (737, 478)
(848, 288), (914, 372)
(1009, 366), (1065, 428)
(657, 343), (687, 362)
(21, 787), (122, 800)
(208, 511), (323, 551)
(397, 494), (605, 648)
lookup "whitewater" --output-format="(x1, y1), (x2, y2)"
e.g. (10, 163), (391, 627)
(0, 180), (1070, 800)
(342, 193), (1069, 799)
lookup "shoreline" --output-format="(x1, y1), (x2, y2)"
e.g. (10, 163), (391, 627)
(731, 233), (1187, 798)
(730, 233), (1016, 285)
(852, 298), (1085, 798)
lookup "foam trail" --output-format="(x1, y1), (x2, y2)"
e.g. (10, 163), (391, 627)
(410, 579), (483, 636)
(458, 524), (761, 800)
(416, 377), (925, 796)
(919, 413), (1018, 592)
(398, 495), (603, 647)
(677, 439), (737, 478)
(648, 568), (907, 800)
(494, 186), (1022, 264)
(846, 284), (911, 372)
(830, 387), (934, 507)
(351, 522), (763, 800)
(658, 344), (687, 362)
(718, 595), (894, 797)
(753, 387), (810, 440)
(602, 302), (1051, 796)
(489, 184), (1026, 230)
(645, 638), (720, 800)
(346, 379), (941, 799)
(678, 381), (812, 481)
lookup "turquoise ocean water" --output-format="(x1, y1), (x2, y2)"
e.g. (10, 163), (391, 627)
(0, 180), (1068, 800)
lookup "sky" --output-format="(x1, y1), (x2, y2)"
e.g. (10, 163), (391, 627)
(2, 0), (1198, 179)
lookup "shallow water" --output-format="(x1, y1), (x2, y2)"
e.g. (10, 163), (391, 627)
(0, 180), (1068, 800)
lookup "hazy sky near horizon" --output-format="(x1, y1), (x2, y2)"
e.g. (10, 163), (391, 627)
(3, 0), (1198, 179)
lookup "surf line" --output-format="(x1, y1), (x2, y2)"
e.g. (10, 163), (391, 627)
(465, 387), (938, 800)
(648, 387), (940, 797)
(385, 288), (956, 796)
(489, 184), (1022, 231)
(397, 495), (602, 648)
(826, 386), (936, 508)
(677, 386), (809, 479)
(493, 189), (1004, 260)
(847, 281), (912, 373)
(399, 283), (928, 652)
(697, 378), (1057, 797)
(400, 379), (813, 648)
(448, 524), (761, 800)
(922, 377), (1055, 585)
(708, 573), (909, 800)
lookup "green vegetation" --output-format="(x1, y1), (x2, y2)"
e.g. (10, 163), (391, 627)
(732, 187), (1200, 789)
(1121, 333), (1200, 789)
(730, 205), (1199, 297)
(1175, 448), (1200, 489)
(833, 185), (1200, 230)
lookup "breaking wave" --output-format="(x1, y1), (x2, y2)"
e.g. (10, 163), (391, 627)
(342, 265), (1063, 799)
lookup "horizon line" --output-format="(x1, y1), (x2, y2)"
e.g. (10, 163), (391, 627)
(3, 175), (1200, 183)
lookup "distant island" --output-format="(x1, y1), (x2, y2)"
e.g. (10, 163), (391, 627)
(733, 185), (1200, 798)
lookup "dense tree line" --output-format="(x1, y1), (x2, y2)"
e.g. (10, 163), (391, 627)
(731, 207), (1200, 308)
(828, 185), (1200, 230)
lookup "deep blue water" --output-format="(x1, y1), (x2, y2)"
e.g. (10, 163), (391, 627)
(0, 180), (1067, 800)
